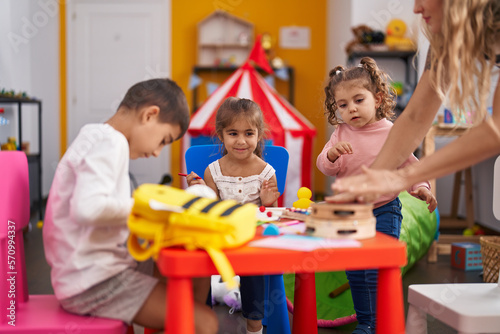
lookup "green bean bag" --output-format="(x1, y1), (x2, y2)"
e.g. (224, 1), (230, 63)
(283, 191), (438, 327)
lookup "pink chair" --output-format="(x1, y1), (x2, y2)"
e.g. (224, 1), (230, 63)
(0, 151), (128, 333)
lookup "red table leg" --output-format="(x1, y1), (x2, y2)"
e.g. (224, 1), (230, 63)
(166, 277), (194, 334)
(292, 273), (318, 334)
(377, 267), (405, 334)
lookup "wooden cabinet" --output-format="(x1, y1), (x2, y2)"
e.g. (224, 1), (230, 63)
(197, 10), (254, 67)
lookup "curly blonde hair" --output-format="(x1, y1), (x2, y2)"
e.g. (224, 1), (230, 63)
(324, 57), (397, 126)
(423, 0), (500, 123)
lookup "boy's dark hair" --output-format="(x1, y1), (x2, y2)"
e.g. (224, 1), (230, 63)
(118, 78), (190, 139)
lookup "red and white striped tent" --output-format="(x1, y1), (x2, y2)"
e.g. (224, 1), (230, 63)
(183, 40), (316, 206)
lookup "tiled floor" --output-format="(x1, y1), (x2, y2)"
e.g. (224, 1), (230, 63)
(24, 214), (486, 334)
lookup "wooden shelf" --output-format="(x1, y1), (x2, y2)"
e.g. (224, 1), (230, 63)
(427, 234), (483, 262)
(348, 50), (417, 60)
(199, 43), (251, 48)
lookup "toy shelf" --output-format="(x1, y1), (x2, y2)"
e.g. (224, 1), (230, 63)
(0, 96), (43, 221)
(347, 50), (418, 88)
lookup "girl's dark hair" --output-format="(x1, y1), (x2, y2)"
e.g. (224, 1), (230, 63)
(215, 97), (266, 158)
(324, 57), (397, 126)
(118, 78), (190, 140)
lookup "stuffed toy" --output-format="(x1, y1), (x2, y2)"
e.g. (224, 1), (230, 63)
(211, 275), (242, 313)
(385, 19), (416, 51)
(345, 25), (385, 54)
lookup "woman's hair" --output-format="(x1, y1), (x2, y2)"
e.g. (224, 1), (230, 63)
(215, 97), (266, 158)
(423, 0), (500, 123)
(324, 57), (397, 126)
(118, 78), (190, 140)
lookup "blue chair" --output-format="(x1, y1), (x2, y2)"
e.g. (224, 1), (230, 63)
(184, 144), (288, 196)
(184, 144), (291, 334)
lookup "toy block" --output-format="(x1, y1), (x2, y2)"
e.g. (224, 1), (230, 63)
(451, 242), (482, 271)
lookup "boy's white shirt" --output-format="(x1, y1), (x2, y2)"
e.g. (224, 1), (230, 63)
(43, 123), (136, 300)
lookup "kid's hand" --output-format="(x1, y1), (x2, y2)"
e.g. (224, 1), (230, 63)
(186, 172), (206, 187)
(260, 180), (280, 207)
(327, 141), (353, 162)
(410, 187), (437, 213)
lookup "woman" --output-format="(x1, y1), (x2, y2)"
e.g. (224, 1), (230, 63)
(330, 0), (500, 203)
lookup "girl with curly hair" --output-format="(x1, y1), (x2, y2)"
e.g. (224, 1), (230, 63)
(317, 57), (436, 334)
(331, 0), (500, 205)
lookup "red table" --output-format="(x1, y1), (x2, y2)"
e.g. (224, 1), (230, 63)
(155, 232), (407, 334)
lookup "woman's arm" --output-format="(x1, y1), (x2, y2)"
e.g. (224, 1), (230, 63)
(371, 59), (443, 170)
(330, 75), (500, 202)
(400, 74), (500, 186)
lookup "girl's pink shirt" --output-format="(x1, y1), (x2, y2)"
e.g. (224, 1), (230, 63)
(317, 119), (430, 208)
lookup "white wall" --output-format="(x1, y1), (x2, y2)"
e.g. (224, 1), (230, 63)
(325, 0), (352, 192)
(350, 0), (416, 32)
(0, 1), (32, 90)
(0, 0), (59, 199)
(326, 0), (351, 72)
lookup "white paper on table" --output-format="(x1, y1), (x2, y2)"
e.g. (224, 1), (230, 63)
(255, 207), (286, 222)
(248, 235), (361, 251)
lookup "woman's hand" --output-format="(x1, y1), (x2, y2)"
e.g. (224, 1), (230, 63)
(410, 187), (437, 213)
(260, 180), (280, 207)
(186, 172), (206, 187)
(327, 166), (408, 203)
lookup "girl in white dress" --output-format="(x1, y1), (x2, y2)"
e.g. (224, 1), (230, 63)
(187, 97), (280, 334)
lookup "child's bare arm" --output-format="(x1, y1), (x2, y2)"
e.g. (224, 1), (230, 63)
(203, 167), (220, 199)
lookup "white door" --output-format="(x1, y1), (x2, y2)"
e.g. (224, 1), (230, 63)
(67, 0), (171, 187)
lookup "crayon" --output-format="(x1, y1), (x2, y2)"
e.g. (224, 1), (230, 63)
(178, 173), (202, 180)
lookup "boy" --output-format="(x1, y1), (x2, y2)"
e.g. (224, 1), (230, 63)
(43, 78), (218, 334)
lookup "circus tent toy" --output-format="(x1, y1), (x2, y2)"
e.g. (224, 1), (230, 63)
(306, 203), (376, 240)
(183, 36), (316, 207)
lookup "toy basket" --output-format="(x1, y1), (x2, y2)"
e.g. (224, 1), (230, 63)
(480, 236), (500, 283)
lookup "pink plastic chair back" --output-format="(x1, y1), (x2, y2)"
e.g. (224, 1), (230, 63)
(0, 151), (127, 333)
(0, 151), (30, 317)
